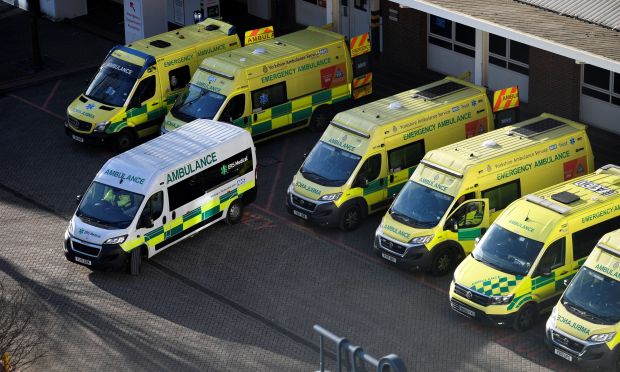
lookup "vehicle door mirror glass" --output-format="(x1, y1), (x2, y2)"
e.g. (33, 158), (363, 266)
(355, 176), (369, 188)
(76, 194), (82, 205)
(138, 215), (154, 229)
(537, 264), (552, 277)
(444, 217), (458, 232)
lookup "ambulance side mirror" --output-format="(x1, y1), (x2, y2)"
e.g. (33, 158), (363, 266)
(354, 176), (369, 188)
(137, 215), (154, 229)
(75, 194), (82, 205)
(444, 217), (458, 232)
(129, 96), (141, 109)
(537, 264), (553, 277)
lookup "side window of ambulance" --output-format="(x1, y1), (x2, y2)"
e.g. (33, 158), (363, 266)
(572, 215), (620, 261)
(251, 82), (286, 111)
(481, 179), (520, 212)
(142, 191), (164, 221)
(168, 66), (191, 91)
(132, 75), (156, 106)
(388, 140), (425, 173)
(221, 94), (246, 122)
(356, 154), (381, 186)
(535, 238), (565, 275)
(167, 148), (253, 210)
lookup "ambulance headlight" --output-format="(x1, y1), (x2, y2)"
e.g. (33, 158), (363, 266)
(489, 294), (514, 305)
(287, 182), (295, 194)
(546, 306), (558, 330)
(319, 192), (342, 201)
(375, 224), (383, 236)
(103, 235), (127, 245)
(588, 332), (616, 343)
(409, 235), (433, 245)
(93, 121), (110, 133)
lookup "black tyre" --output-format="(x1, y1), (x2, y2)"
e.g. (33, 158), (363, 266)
(226, 200), (244, 225)
(115, 129), (136, 152)
(430, 247), (455, 276)
(339, 204), (362, 231)
(513, 302), (537, 331)
(129, 247), (141, 276)
(309, 105), (332, 132)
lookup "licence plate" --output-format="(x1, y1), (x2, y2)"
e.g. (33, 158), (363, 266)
(554, 348), (572, 362)
(458, 304), (475, 317)
(72, 134), (84, 143)
(293, 210), (308, 220)
(74, 256), (92, 266)
(381, 252), (397, 263)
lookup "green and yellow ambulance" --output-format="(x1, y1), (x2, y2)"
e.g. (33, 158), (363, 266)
(66, 19), (240, 150)
(161, 26), (357, 140)
(374, 113), (594, 275)
(286, 77), (496, 231)
(546, 228), (620, 369)
(450, 165), (620, 331)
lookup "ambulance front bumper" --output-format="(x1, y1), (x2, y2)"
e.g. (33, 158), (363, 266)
(65, 123), (109, 145)
(286, 190), (340, 227)
(372, 233), (433, 271)
(449, 282), (517, 327)
(64, 234), (128, 271)
(545, 326), (619, 370)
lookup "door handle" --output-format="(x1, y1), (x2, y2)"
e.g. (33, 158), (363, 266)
(559, 271), (568, 276)
(172, 211), (176, 219)
(151, 102), (159, 106)
(379, 178), (384, 186)
(389, 174), (394, 183)
(253, 113), (257, 122)
(162, 216), (166, 224)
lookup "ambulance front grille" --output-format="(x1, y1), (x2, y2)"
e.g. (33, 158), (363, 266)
(551, 330), (585, 354)
(68, 116), (92, 132)
(453, 283), (490, 306)
(291, 195), (316, 211)
(379, 237), (406, 255)
(71, 240), (101, 257)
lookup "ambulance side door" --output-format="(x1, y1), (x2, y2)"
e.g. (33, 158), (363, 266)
(219, 92), (251, 130)
(352, 153), (387, 213)
(135, 190), (167, 256)
(387, 139), (425, 199)
(530, 237), (571, 309)
(250, 82), (289, 137)
(444, 199), (490, 255)
(126, 69), (163, 137)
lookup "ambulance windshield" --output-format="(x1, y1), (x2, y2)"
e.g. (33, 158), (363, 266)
(76, 182), (145, 230)
(171, 83), (225, 121)
(85, 56), (141, 107)
(471, 224), (543, 276)
(562, 267), (620, 324)
(301, 141), (361, 187)
(389, 181), (454, 228)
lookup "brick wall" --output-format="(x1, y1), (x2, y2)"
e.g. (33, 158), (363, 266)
(528, 47), (581, 120)
(380, 1), (427, 76)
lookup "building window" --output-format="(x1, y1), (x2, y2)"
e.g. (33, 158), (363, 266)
(428, 15), (475, 58)
(581, 64), (620, 106)
(488, 34), (529, 75)
(302, 0), (326, 7)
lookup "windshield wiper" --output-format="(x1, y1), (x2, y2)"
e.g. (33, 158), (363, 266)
(180, 88), (207, 108)
(562, 301), (603, 322)
(389, 210), (411, 223)
(300, 169), (327, 182)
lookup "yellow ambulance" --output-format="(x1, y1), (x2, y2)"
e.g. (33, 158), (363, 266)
(450, 165), (620, 331)
(546, 228), (620, 369)
(286, 77), (495, 231)
(374, 113), (594, 275)
(161, 26), (354, 140)
(65, 19), (240, 150)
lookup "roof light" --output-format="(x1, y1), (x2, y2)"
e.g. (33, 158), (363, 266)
(482, 140), (499, 149)
(388, 102), (402, 110)
(239, 57), (247, 62)
(252, 48), (267, 55)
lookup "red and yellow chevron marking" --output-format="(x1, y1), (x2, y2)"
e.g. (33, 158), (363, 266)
(493, 86), (520, 112)
(353, 84), (372, 100)
(244, 26), (274, 45)
(350, 33), (371, 58)
(352, 72), (372, 89)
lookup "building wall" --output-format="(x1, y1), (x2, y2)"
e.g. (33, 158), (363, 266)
(522, 46), (581, 120)
(380, 1), (426, 75)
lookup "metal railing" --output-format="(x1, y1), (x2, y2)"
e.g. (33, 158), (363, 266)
(314, 325), (407, 372)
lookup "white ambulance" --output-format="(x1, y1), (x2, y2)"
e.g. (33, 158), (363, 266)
(64, 119), (256, 275)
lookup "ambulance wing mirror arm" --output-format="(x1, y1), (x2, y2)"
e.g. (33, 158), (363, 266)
(75, 195), (82, 205)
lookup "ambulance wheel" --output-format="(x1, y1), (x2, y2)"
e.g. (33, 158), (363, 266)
(513, 302), (537, 331)
(309, 105), (332, 132)
(226, 200), (243, 225)
(129, 247), (141, 276)
(339, 204), (362, 231)
(115, 129), (136, 152)
(430, 247), (455, 276)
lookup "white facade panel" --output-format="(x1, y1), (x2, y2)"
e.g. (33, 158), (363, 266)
(580, 94), (620, 135)
(427, 43), (475, 82)
(295, 0), (327, 27)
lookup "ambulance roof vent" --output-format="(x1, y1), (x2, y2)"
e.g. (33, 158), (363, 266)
(508, 118), (566, 138)
(204, 24), (220, 31)
(239, 57), (247, 63)
(149, 40), (171, 48)
(388, 102), (402, 110)
(551, 191), (581, 205)
(482, 139), (499, 149)
(252, 47), (268, 55)
(414, 81), (467, 100)
(526, 195), (571, 214)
